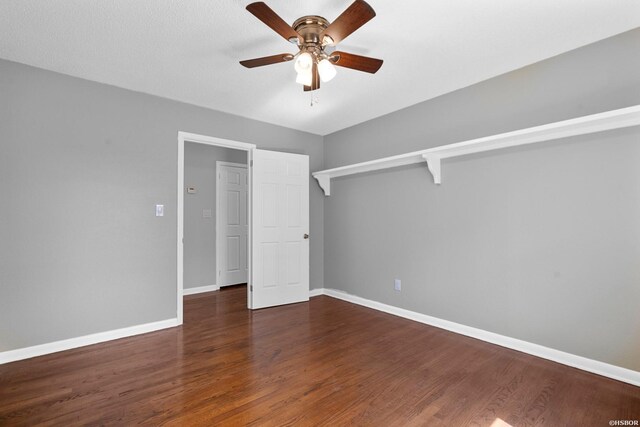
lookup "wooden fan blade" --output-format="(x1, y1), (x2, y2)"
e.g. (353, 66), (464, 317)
(304, 62), (320, 91)
(320, 0), (376, 45)
(240, 53), (294, 68)
(246, 2), (301, 43)
(331, 51), (383, 73)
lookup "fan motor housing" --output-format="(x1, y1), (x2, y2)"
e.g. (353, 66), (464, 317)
(292, 15), (329, 46)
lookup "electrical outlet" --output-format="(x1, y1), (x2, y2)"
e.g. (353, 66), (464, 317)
(394, 279), (401, 291)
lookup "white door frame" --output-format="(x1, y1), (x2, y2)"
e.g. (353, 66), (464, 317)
(215, 161), (248, 289)
(177, 132), (256, 324)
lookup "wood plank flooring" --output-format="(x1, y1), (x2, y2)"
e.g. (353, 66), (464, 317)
(1, 285), (638, 426)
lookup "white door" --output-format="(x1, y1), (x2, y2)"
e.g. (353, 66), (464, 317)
(217, 162), (248, 287)
(251, 149), (309, 309)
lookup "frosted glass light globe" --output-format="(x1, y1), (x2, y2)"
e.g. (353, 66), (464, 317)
(318, 59), (337, 82)
(294, 52), (313, 74)
(296, 69), (312, 86)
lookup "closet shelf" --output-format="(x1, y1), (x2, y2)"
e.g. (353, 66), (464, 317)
(312, 105), (640, 196)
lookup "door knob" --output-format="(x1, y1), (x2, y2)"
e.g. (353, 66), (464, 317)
(304, 233), (309, 239)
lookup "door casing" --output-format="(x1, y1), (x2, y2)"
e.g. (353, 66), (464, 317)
(178, 132), (255, 324)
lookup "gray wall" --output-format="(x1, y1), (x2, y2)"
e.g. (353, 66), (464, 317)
(0, 58), (323, 352)
(323, 28), (640, 371)
(184, 143), (246, 290)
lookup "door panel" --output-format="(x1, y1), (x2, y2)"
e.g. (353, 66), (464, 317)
(227, 236), (240, 270)
(227, 191), (240, 224)
(251, 149), (309, 309)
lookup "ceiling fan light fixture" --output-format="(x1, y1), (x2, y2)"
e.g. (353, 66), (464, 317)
(240, 1), (382, 92)
(296, 68), (313, 86)
(294, 52), (313, 74)
(317, 59), (337, 82)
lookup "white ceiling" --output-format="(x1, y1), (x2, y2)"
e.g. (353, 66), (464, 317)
(1, 1), (639, 135)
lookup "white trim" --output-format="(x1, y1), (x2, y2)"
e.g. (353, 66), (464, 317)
(179, 132), (256, 151)
(309, 288), (324, 297)
(217, 161), (248, 168)
(0, 318), (178, 365)
(312, 288), (640, 387)
(182, 285), (220, 295)
(178, 137), (184, 324)
(216, 161), (248, 290)
(312, 104), (640, 194)
(247, 150), (254, 309)
(178, 132), (257, 320)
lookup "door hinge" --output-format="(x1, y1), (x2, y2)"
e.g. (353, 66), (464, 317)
(250, 285), (253, 291)
(250, 160), (253, 167)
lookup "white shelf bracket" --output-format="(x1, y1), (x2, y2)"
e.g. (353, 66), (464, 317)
(422, 154), (441, 184)
(314, 174), (331, 196)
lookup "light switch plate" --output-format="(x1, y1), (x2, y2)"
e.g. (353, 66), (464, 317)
(156, 204), (164, 217)
(202, 209), (212, 218)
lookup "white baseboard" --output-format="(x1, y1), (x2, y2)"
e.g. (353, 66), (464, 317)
(313, 288), (640, 387)
(182, 284), (219, 295)
(0, 318), (179, 365)
(309, 288), (324, 297)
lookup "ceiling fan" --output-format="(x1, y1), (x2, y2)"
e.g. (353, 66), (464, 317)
(239, 0), (383, 92)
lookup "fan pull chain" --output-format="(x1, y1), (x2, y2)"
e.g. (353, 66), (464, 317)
(310, 91), (319, 107)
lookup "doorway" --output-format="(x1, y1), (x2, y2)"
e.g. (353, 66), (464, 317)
(178, 133), (254, 324)
(177, 132), (310, 324)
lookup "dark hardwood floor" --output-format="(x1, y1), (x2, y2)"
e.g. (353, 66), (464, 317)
(1, 285), (638, 426)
